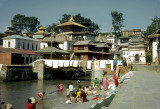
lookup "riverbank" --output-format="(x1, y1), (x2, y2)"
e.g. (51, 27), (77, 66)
(107, 69), (160, 109)
(48, 71), (133, 109)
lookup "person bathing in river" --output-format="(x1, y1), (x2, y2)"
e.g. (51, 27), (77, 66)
(70, 93), (77, 103)
(80, 91), (89, 103)
(76, 85), (84, 98)
(69, 82), (74, 96)
(38, 92), (45, 100)
(1, 102), (13, 109)
(26, 97), (37, 109)
(57, 84), (63, 91)
(66, 84), (70, 100)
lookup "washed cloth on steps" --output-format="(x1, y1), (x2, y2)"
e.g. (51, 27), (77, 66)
(58, 60), (64, 67)
(70, 60), (73, 66)
(94, 61), (100, 70)
(87, 61), (92, 69)
(64, 60), (69, 67)
(45, 60), (52, 67)
(100, 60), (106, 68)
(73, 60), (78, 67)
(53, 60), (58, 68)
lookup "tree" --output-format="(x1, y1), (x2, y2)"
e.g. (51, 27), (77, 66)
(59, 13), (100, 34)
(144, 16), (160, 38)
(24, 17), (40, 33)
(111, 11), (124, 37)
(46, 23), (61, 34)
(144, 16), (160, 63)
(11, 14), (40, 34)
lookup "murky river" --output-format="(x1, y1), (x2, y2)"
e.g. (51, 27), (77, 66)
(0, 79), (91, 109)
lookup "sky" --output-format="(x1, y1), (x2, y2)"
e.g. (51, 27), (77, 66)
(0, 0), (160, 33)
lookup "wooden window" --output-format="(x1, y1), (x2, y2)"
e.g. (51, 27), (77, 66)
(23, 42), (25, 49)
(78, 46), (84, 50)
(27, 43), (29, 49)
(18, 41), (20, 48)
(8, 41), (10, 47)
(32, 44), (34, 50)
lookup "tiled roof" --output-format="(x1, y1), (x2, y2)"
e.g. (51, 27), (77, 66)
(35, 47), (69, 54)
(92, 43), (110, 48)
(68, 31), (94, 35)
(74, 50), (110, 54)
(0, 33), (7, 37)
(95, 35), (112, 43)
(57, 21), (87, 28)
(148, 34), (160, 38)
(3, 35), (39, 41)
(0, 47), (38, 55)
(73, 40), (91, 45)
(32, 35), (44, 39)
(119, 36), (131, 39)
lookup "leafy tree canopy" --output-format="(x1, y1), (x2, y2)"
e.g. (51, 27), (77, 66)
(144, 16), (160, 38)
(111, 11), (124, 37)
(46, 23), (61, 34)
(11, 14), (40, 34)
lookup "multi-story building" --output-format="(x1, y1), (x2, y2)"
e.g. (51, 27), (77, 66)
(0, 35), (41, 65)
(56, 15), (95, 51)
(122, 29), (144, 37)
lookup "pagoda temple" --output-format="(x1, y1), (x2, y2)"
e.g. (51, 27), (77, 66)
(56, 15), (95, 51)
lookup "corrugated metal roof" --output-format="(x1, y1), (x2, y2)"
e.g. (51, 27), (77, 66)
(3, 35), (39, 41)
(0, 47), (38, 55)
(35, 47), (69, 54)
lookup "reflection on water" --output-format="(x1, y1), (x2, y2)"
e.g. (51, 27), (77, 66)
(0, 79), (91, 109)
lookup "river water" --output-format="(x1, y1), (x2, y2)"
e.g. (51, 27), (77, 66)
(0, 79), (91, 109)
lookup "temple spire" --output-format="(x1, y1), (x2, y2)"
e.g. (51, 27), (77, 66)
(69, 14), (75, 22)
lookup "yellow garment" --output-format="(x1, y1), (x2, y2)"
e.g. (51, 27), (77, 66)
(76, 92), (80, 98)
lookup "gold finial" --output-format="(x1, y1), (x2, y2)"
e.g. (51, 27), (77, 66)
(69, 14), (74, 22)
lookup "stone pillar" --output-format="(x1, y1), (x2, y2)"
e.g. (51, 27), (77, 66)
(91, 61), (103, 81)
(33, 60), (44, 80)
(38, 61), (44, 80)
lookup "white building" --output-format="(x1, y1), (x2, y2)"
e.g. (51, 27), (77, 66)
(117, 36), (147, 64)
(148, 30), (160, 64)
(1, 35), (41, 64)
(106, 35), (117, 48)
(3, 35), (40, 51)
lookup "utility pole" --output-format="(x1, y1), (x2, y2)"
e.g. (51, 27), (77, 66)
(155, 16), (159, 65)
(50, 29), (55, 60)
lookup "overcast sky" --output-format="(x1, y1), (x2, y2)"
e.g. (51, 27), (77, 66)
(0, 0), (160, 33)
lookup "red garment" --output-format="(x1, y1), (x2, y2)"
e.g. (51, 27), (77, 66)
(115, 79), (119, 87)
(38, 93), (43, 98)
(114, 67), (116, 79)
(26, 102), (37, 109)
(57, 84), (63, 91)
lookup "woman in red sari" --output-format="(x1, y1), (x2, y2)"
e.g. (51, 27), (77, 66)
(103, 71), (109, 91)
(114, 65), (119, 87)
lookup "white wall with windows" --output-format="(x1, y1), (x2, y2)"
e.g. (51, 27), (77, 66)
(40, 42), (48, 49)
(21, 54), (42, 64)
(3, 35), (40, 51)
(128, 48), (146, 64)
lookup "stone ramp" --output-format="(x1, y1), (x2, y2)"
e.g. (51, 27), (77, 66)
(105, 71), (160, 109)
(132, 65), (159, 71)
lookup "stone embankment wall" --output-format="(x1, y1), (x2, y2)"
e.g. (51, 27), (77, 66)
(33, 60), (44, 80)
